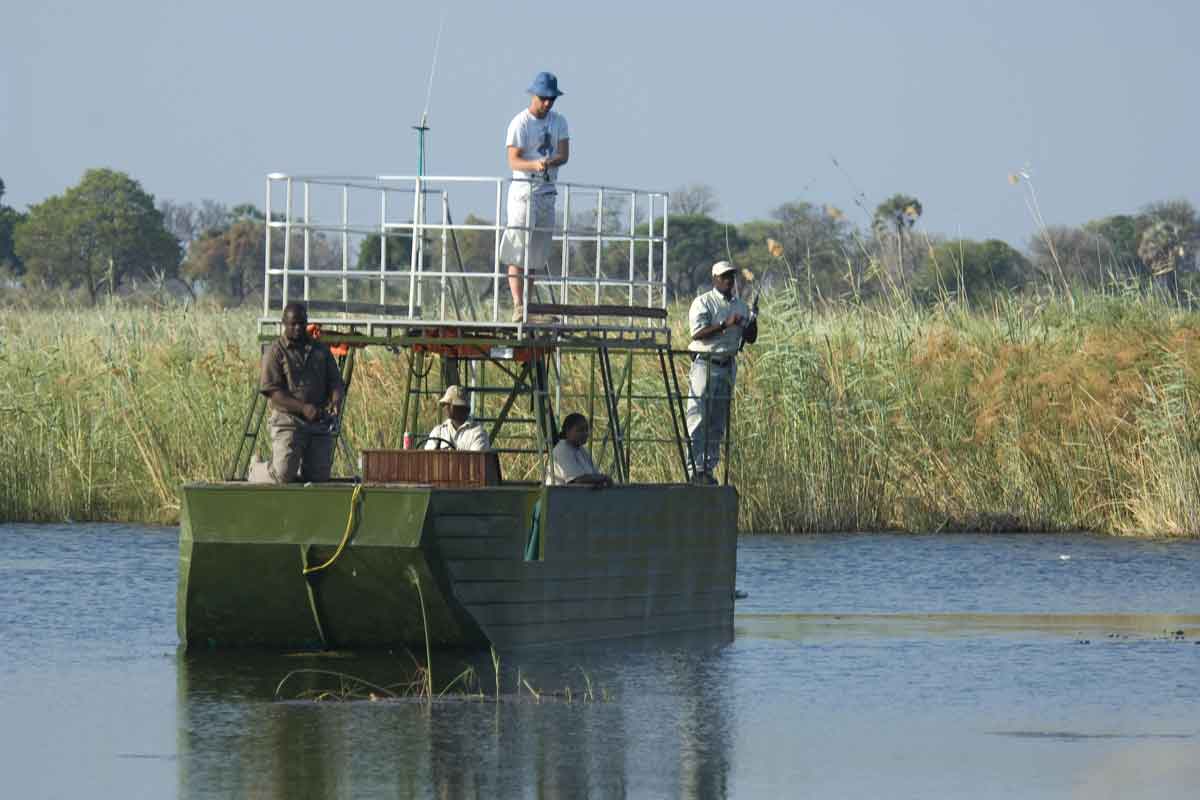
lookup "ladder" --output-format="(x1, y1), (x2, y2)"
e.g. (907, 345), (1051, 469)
(397, 342), (558, 464)
(659, 346), (697, 481)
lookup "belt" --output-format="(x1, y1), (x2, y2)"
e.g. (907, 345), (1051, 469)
(696, 355), (733, 367)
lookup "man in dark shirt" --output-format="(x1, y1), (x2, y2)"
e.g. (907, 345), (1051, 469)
(259, 302), (345, 483)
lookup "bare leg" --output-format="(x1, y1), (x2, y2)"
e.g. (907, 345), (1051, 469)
(507, 264), (533, 320)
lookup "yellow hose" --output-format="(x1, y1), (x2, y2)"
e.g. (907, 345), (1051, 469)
(302, 483), (363, 575)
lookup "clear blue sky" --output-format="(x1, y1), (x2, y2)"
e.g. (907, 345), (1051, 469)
(4, 0), (1198, 248)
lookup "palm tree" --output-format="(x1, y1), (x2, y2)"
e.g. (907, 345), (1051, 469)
(873, 194), (923, 285)
(1138, 220), (1187, 301)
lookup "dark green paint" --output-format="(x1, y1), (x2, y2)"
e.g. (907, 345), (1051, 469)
(178, 482), (737, 651)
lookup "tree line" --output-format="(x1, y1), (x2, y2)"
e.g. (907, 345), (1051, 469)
(1, 169), (1195, 308)
(664, 183), (1198, 305)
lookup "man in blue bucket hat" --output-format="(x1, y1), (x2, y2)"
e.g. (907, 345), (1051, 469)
(500, 71), (570, 322)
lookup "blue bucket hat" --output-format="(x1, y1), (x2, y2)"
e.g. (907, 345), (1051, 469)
(527, 71), (564, 98)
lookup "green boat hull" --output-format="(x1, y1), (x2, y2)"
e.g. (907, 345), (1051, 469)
(178, 482), (738, 650)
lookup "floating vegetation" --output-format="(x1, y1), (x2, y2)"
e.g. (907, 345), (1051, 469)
(275, 566), (613, 705)
(273, 657), (611, 705)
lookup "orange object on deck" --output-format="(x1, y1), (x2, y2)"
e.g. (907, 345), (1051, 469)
(413, 327), (536, 362)
(305, 323), (351, 357)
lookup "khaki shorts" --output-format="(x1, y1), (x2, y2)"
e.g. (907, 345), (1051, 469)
(500, 184), (556, 271)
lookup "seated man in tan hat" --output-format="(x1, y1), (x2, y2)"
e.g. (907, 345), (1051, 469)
(423, 385), (491, 451)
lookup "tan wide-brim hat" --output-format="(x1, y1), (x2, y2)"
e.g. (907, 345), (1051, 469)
(439, 385), (469, 407)
(711, 260), (737, 277)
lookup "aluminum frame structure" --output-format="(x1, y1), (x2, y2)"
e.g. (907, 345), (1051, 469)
(237, 174), (748, 487)
(260, 173), (670, 334)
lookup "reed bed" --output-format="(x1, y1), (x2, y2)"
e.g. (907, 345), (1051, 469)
(2, 290), (1199, 535)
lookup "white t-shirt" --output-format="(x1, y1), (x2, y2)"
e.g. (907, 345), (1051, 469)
(506, 109), (569, 195)
(546, 439), (599, 485)
(423, 419), (491, 451)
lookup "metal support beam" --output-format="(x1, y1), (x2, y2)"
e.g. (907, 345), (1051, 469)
(487, 360), (534, 444)
(658, 347), (689, 479)
(666, 348), (696, 481)
(596, 347), (629, 483)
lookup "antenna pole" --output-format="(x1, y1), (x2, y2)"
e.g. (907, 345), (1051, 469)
(416, 9), (445, 178)
(414, 112), (429, 177)
(412, 10), (443, 319)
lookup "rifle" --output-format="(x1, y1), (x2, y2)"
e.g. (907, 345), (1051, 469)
(739, 289), (760, 352)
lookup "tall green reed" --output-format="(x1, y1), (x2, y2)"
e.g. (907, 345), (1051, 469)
(2, 291), (1198, 536)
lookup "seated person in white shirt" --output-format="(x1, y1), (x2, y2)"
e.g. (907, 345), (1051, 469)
(546, 413), (611, 487)
(423, 385), (491, 451)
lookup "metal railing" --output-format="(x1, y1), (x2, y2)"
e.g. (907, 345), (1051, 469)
(261, 173), (670, 331)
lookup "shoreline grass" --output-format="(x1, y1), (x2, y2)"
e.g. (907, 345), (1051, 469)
(2, 290), (1199, 536)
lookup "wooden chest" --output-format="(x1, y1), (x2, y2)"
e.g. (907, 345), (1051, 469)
(360, 449), (501, 486)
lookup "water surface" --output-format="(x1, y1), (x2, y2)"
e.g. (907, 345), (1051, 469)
(2, 525), (1198, 798)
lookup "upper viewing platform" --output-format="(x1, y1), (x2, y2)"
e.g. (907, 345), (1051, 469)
(259, 173), (671, 345)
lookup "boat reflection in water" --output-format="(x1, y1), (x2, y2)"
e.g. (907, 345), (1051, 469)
(176, 630), (734, 798)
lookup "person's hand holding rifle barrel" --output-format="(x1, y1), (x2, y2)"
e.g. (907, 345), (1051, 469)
(739, 268), (760, 352)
